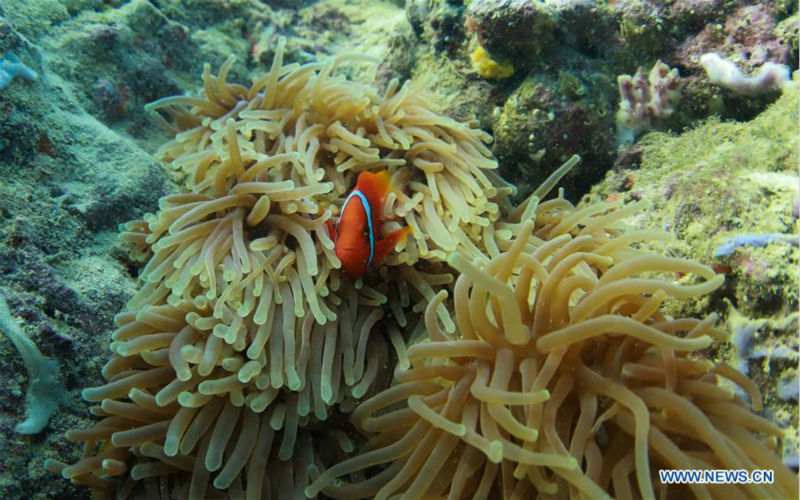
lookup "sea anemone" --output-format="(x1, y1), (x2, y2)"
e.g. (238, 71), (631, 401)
(304, 192), (798, 500)
(47, 38), (511, 498)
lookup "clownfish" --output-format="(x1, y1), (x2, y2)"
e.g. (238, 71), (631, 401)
(332, 170), (411, 277)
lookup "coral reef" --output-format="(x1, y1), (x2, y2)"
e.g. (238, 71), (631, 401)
(668, 1), (796, 122)
(399, 0), (798, 194)
(0, 0), (796, 498)
(0, 9), (168, 498)
(460, 0), (620, 195)
(48, 44), (799, 500)
(680, 4), (795, 73)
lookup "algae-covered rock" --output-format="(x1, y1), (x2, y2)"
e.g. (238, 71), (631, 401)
(400, 0), (798, 203)
(466, 0), (557, 61)
(493, 69), (617, 197)
(0, 22), (166, 500)
(590, 81), (799, 467)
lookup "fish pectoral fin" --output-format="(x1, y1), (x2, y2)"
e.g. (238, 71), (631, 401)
(325, 219), (336, 242)
(373, 226), (412, 264)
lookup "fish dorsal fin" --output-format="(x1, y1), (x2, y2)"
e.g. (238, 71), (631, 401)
(356, 170), (391, 208)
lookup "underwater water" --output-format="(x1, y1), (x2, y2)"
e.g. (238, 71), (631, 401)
(0, 0), (798, 499)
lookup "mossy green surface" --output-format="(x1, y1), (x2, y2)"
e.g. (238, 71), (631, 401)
(492, 68), (617, 198)
(590, 81), (799, 466)
(592, 82), (797, 313)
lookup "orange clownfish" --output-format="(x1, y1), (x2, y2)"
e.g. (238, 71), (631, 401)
(333, 170), (411, 277)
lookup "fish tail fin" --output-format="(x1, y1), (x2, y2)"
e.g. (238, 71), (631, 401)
(373, 226), (412, 265)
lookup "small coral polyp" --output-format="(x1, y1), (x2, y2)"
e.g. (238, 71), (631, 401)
(306, 197), (798, 500)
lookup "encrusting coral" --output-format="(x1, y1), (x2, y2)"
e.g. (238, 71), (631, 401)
(616, 60), (682, 144)
(47, 39), (797, 500)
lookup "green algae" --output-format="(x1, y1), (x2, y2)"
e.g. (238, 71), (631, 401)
(591, 81), (799, 466)
(602, 80), (798, 316)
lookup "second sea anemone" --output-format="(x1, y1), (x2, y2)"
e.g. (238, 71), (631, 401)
(305, 192), (797, 500)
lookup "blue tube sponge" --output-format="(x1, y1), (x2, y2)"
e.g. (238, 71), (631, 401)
(0, 293), (66, 434)
(0, 53), (38, 91)
(713, 233), (799, 257)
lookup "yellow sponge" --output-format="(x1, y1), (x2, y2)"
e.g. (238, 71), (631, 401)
(470, 45), (514, 79)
